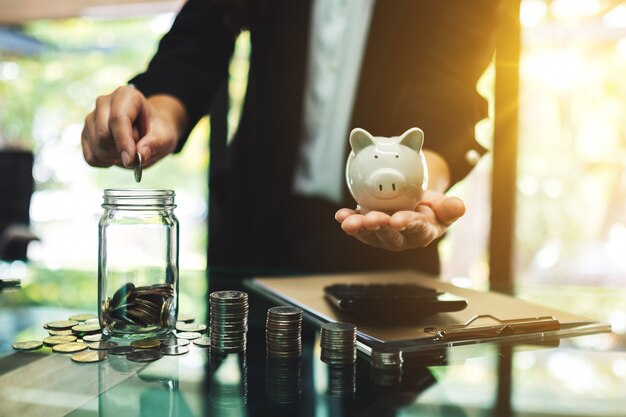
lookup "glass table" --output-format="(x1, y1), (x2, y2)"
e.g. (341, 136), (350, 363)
(1, 269), (625, 417)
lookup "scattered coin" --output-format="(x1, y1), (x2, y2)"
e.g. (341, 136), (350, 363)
(49, 329), (73, 336)
(127, 349), (162, 362)
(83, 333), (104, 342)
(71, 350), (109, 363)
(161, 338), (190, 347)
(72, 324), (101, 334)
(134, 151), (143, 182)
(176, 331), (201, 340)
(130, 339), (162, 349)
(87, 340), (118, 350)
(69, 313), (98, 322)
(177, 314), (195, 323)
(43, 335), (78, 346)
(46, 320), (79, 330)
(84, 318), (100, 326)
(12, 340), (43, 351)
(161, 345), (189, 356)
(53, 342), (88, 353)
(109, 346), (136, 355)
(176, 322), (206, 333)
(193, 337), (211, 348)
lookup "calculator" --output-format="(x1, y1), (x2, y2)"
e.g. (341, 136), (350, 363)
(323, 283), (467, 321)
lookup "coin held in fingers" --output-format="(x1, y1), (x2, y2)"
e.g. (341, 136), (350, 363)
(134, 151), (142, 183)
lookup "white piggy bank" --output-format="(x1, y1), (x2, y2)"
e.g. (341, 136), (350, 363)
(346, 127), (428, 213)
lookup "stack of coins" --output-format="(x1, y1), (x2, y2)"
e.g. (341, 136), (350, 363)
(320, 322), (357, 366)
(209, 291), (249, 353)
(370, 347), (403, 369)
(370, 347), (403, 386)
(266, 306), (303, 359)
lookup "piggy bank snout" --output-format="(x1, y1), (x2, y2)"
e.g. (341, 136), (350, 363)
(366, 169), (406, 199)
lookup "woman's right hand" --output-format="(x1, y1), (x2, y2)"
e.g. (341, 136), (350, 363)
(81, 86), (186, 169)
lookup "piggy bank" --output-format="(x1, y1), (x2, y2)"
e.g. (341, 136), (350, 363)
(345, 127), (428, 213)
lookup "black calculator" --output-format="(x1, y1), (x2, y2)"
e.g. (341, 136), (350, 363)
(324, 283), (467, 321)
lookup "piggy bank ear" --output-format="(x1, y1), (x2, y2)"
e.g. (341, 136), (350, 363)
(349, 128), (374, 154)
(399, 127), (424, 152)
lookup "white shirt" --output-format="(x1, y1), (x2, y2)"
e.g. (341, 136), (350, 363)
(292, 0), (375, 203)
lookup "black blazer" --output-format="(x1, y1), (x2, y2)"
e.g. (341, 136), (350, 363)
(132, 0), (503, 279)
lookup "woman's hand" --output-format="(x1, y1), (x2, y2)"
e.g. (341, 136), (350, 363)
(335, 190), (465, 252)
(81, 86), (186, 169)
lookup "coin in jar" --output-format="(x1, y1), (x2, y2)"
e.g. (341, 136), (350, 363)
(53, 342), (88, 353)
(43, 335), (78, 346)
(71, 350), (109, 363)
(12, 340), (43, 351)
(127, 349), (162, 362)
(130, 339), (161, 349)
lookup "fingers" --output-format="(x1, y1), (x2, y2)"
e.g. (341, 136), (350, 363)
(135, 120), (178, 169)
(109, 87), (149, 167)
(81, 86), (150, 168)
(339, 211), (390, 235)
(419, 195), (465, 226)
(336, 193), (467, 251)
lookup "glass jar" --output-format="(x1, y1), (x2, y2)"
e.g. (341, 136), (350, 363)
(98, 189), (179, 339)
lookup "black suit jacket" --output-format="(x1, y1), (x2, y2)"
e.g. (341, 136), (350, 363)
(132, 0), (503, 279)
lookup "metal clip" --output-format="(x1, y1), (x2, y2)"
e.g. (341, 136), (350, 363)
(424, 315), (560, 341)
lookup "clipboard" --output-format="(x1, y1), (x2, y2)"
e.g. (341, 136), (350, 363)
(246, 271), (611, 356)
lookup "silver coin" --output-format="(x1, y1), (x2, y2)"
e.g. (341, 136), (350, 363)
(109, 346), (135, 355)
(268, 306), (303, 317)
(176, 331), (202, 340)
(161, 345), (189, 356)
(83, 333), (104, 342)
(71, 350), (109, 363)
(193, 337), (211, 347)
(161, 338), (190, 347)
(134, 152), (142, 182)
(87, 340), (118, 350)
(176, 323), (207, 332)
(321, 322), (357, 333)
(12, 340), (43, 351)
(127, 349), (162, 362)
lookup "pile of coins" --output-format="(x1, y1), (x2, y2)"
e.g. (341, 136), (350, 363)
(266, 306), (303, 359)
(12, 312), (208, 364)
(102, 282), (175, 330)
(320, 322), (357, 366)
(209, 291), (249, 353)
